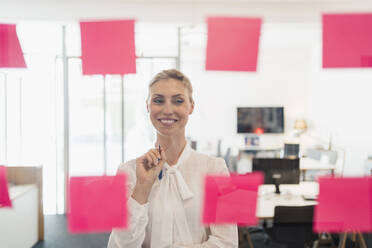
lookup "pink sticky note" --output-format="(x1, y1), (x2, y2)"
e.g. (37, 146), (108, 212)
(314, 177), (372, 232)
(0, 166), (12, 208)
(0, 24), (27, 68)
(202, 172), (263, 226)
(323, 13), (372, 68)
(206, 17), (262, 72)
(80, 20), (136, 75)
(68, 174), (128, 233)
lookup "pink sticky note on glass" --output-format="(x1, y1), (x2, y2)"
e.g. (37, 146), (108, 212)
(0, 24), (27, 68)
(80, 20), (136, 75)
(323, 13), (372, 68)
(68, 174), (128, 233)
(314, 176), (372, 232)
(0, 166), (12, 208)
(202, 172), (263, 226)
(206, 17), (262, 72)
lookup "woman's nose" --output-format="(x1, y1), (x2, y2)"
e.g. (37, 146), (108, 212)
(162, 102), (174, 114)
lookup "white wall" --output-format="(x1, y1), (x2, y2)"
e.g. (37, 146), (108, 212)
(183, 23), (312, 153)
(307, 52), (372, 175)
(183, 22), (371, 175)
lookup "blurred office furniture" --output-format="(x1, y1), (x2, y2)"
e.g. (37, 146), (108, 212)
(284, 143), (300, 158)
(240, 147), (281, 158)
(266, 205), (317, 248)
(215, 146), (238, 173)
(223, 147), (238, 172)
(241, 182), (318, 248)
(187, 137), (197, 150)
(365, 156), (372, 175)
(252, 158), (300, 194)
(306, 149), (338, 164)
(301, 148), (344, 181)
(238, 226), (255, 248)
(253, 180), (367, 248)
(256, 182), (318, 220)
(190, 140), (197, 150)
(338, 233), (367, 248)
(0, 166), (44, 248)
(237, 147), (281, 174)
(224, 147), (231, 163)
(300, 157), (336, 181)
(214, 140), (238, 172)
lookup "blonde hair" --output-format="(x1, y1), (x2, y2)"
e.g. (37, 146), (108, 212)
(148, 69), (194, 103)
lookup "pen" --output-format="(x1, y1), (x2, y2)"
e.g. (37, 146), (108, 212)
(158, 144), (163, 180)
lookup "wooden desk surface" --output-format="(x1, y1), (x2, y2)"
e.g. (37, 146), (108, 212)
(256, 182), (318, 219)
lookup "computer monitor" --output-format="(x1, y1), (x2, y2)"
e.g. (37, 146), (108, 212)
(252, 158), (300, 194)
(237, 107), (284, 134)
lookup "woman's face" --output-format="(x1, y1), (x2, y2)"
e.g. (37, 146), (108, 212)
(147, 79), (194, 137)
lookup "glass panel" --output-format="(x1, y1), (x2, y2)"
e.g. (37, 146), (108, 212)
(68, 59), (105, 177)
(12, 22), (62, 214)
(0, 73), (7, 163)
(136, 22), (178, 57)
(123, 58), (176, 163)
(105, 75), (123, 176)
(4, 74), (21, 164)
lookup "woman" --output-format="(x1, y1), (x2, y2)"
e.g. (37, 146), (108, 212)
(108, 69), (238, 248)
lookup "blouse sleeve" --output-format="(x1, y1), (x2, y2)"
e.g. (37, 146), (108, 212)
(107, 161), (149, 248)
(177, 157), (239, 248)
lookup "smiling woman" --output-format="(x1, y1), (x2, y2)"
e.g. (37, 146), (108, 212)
(108, 69), (238, 248)
(147, 77), (194, 141)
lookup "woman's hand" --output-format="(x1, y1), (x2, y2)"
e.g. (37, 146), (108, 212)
(132, 146), (166, 204)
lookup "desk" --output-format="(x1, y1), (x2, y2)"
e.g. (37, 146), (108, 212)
(239, 182), (318, 248)
(256, 182), (318, 219)
(253, 182), (367, 248)
(0, 185), (39, 248)
(6, 166), (44, 241)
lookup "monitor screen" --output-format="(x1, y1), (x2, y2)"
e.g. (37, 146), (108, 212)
(252, 158), (300, 185)
(237, 107), (284, 134)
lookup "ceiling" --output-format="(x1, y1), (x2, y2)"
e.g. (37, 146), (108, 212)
(1, 0), (372, 22)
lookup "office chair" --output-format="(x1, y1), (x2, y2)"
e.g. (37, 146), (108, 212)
(266, 205), (318, 248)
(284, 143), (300, 158)
(224, 147), (239, 173)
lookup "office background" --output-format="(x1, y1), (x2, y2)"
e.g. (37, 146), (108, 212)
(2, 0), (371, 214)
(0, 0), (372, 247)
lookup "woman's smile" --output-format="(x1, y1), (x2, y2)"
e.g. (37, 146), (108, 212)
(158, 118), (178, 127)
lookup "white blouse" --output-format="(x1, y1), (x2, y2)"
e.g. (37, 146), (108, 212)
(108, 144), (238, 248)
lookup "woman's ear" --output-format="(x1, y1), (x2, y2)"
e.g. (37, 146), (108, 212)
(189, 101), (195, 115)
(146, 101), (149, 113)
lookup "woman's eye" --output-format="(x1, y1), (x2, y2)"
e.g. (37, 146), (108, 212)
(174, 98), (184, 104)
(153, 98), (163, 103)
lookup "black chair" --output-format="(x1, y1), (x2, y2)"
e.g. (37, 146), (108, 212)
(284, 143), (300, 158)
(266, 205), (318, 248)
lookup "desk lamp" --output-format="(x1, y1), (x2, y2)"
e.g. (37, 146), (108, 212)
(294, 119), (307, 137)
